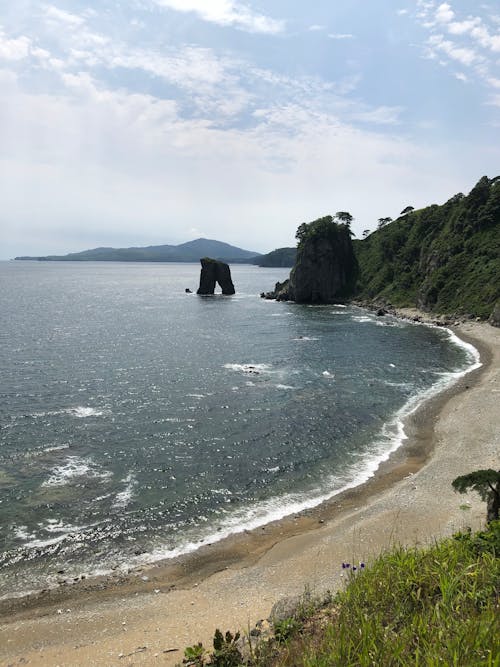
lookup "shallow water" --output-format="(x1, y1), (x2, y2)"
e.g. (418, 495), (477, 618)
(0, 261), (478, 598)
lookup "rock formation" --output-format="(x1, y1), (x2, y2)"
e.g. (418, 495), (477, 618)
(197, 257), (235, 295)
(289, 223), (357, 303)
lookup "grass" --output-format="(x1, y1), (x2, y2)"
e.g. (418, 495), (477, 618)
(181, 522), (500, 666)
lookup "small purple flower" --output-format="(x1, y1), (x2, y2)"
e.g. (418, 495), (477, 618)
(352, 566), (357, 571)
(360, 562), (365, 569)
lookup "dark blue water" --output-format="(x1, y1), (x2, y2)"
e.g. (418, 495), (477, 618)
(0, 261), (479, 598)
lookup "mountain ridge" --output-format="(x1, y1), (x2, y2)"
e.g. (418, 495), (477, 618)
(14, 238), (261, 264)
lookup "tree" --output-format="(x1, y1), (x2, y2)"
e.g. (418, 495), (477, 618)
(362, 229), (371, 238)
(295, 222), (309, 244)
(377, 217), (393, 229)
(335, 211), (354, 227)
(400, 206), (414, 216)
(452, 469), (500, 523)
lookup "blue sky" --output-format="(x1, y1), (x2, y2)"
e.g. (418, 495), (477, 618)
(1, 1), (499, 257)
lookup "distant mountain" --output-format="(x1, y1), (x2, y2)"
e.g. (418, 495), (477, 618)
(15, 238), (261, 264)
(253, 247), (296, 267)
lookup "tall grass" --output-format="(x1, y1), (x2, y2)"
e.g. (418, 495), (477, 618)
(284, 524), (500, 666)
(181, 524), (499, 666)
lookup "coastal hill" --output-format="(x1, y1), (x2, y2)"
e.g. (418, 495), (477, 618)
(15, 238), (261, 264)
(354, 175), (500, 319)
(264, 176), (499, 320)
(253, 247), (296, 267)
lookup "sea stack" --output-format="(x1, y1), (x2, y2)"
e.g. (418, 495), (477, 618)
(197, 257), (235, 295)
(262, 216), (357, 303)
(289, 217), (357, 303)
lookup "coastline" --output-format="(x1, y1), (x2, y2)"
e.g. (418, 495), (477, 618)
(0, 318), (498, 666)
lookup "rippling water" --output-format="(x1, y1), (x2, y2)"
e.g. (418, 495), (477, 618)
(0, 261), (479, 598)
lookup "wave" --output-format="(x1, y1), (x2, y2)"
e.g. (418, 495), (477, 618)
(112, 473), (137, 509)
(29, 406), (108, 419)
(131, 324), (482, 569)
(42, 456), (112, 487)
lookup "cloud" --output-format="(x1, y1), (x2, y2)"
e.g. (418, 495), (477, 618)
(435, 3), (454, 24)
(328, 33), (354, 40)
(353, 105), (404, 125)
(44, 5), (85, 27)
(308, 24), (325, 32)
(428, 34), (479, 66)
(152, 0), (284, 34)
(0, 28), (31, 61)
(414, 2), (500, 93)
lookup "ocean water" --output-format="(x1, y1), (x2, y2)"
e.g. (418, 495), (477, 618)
(0, 261), (479, 599)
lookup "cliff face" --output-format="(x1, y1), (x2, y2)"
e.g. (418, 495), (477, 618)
(288, 217), (358, 304)
(354, 176), (500, 318)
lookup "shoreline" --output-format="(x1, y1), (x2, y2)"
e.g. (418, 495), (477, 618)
(1, 318), (498, 666)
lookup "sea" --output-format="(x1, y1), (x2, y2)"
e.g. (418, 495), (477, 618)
(0, 260), (481, 600)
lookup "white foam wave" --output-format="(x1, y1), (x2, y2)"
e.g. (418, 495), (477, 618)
(275, 384), (295, 390)
(293, 336), (319, 341)
(68, 406), (106, 418)
(42, 456), (112, 487)
(112, 473), (137, 509)
(322, 370), (334, 378)
(135, 324), (482, 569)
(351, 315), (373, 323)
(16, 519), (89, 549)
(30, 406), (107, 419)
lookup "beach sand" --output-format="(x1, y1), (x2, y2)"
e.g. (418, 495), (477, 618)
(0, 320), (498, 666)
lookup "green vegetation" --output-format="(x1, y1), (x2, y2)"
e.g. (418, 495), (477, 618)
(255, 247), (296, 267)
(353, 176), (500, 318)
(295, 214), (352, 246)
(182, 524), (500, 666)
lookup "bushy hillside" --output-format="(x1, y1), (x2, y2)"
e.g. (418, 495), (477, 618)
(254, 247), (296, 267)
(354, 176), (500, 318)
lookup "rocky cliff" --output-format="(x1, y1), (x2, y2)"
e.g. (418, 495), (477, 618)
(288, 218), (358, 303)
(197, 257), (235, 295)
(262, 216), (357, 303)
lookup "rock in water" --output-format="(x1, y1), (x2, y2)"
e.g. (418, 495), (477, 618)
(197, 257), (235, 295)
(289, 217), (358, 303)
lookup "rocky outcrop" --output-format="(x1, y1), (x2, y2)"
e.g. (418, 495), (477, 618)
(288, 220), (357, 304)
(197, 257), (235, 295)
(261, 279), (290, 301)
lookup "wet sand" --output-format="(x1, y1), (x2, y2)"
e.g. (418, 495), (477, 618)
(0, 319), (498, 666)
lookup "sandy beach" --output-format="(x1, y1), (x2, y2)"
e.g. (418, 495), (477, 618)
(1, 319), (498, 667)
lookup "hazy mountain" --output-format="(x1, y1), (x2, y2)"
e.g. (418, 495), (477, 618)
(15, 238), (261, 264)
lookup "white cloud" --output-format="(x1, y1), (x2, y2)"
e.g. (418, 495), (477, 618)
(354, 105), (404, 125)
(447, 18), (481, 35)
(153, 0), (284, 34)
(0, 29), (31, 61)
(308, 24), (325, 32)
(428, 34), (479, 66)
(45, 5), (85, 27)
(435, 3), (455, 24)
(454, 72), (468, 81)
(328, 33), (354, 40)
(397, 9), (409, 17)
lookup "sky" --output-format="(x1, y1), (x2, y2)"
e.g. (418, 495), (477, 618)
(1, 1), (499, 258)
